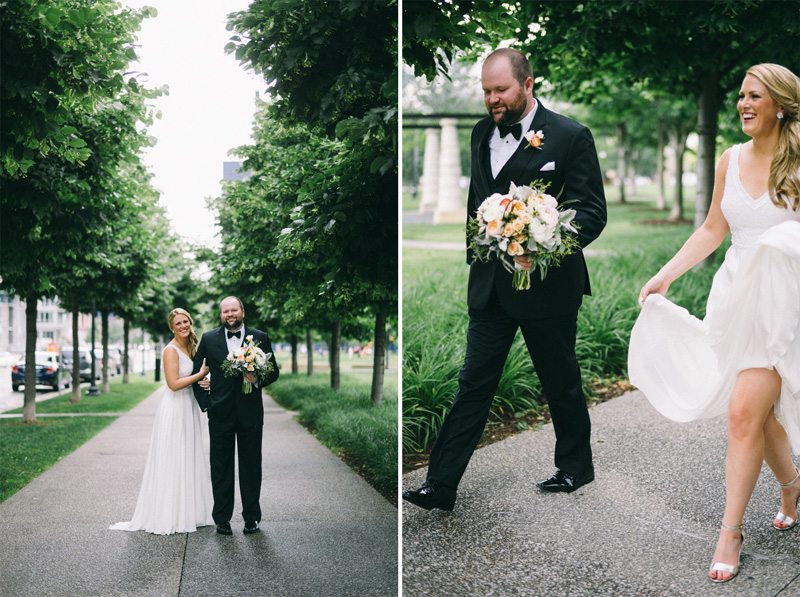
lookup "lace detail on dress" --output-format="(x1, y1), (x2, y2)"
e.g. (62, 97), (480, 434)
(722, 144), (797, 249)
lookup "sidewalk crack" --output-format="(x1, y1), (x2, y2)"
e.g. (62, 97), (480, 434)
(775, 572), (800, 596)
(177, 532), (188, 595)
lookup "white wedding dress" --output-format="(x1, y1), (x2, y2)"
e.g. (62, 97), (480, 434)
(110, 344), (214, 534)
(629, 144), (800, 452)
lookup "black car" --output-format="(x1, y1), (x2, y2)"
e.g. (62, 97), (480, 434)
(11, 352), (72, 392)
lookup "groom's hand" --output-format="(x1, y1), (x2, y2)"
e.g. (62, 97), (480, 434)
(513, 253), (532, 271)
(244, 372), (256, 384)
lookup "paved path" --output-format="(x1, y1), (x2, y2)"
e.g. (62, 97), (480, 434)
(1, 390), (397, 597)
(403, 390), (800, 596)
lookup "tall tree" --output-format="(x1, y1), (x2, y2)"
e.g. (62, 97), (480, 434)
(226, 1), (398, 402)
(0, 1), (156, 176)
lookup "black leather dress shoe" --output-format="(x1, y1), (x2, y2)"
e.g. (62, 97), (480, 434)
(243, 521), (260, 534)
(216, 522), (233, 535)
(536, 469), (594, 493)
(402, 483), (457, 511)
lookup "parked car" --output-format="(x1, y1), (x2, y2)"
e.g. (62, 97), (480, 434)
(60, 348), (95, 382)
(11, 352), (72, 392)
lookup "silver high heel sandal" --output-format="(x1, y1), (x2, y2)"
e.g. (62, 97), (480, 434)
(773, 468), (800, 531)
(708, 522), (744, 583)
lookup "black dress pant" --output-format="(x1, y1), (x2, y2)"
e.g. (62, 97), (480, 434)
(426, 297), (592, 490)
(208, 415), (263, 524)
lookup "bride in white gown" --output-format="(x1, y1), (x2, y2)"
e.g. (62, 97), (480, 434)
(110, 308), (214, 535)
(629, 63), (800, 583)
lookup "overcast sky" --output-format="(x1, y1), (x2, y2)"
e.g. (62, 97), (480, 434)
(124, 0), (264, 248)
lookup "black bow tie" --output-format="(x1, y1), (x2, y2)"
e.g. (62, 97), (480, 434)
(498, 123), (522, 140)
(227, 330), (241, 339)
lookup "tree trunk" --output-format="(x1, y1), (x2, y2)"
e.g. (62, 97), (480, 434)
(290, 333), (298, 374)
(101, 310), (110, 393)
(694, 75), (720, 234)
(370, 309), (386, 405)
(306, 329), (313, 376)
(22, 293), (38, 424)
(123, 318), (130, 384)
(655, 122), (666, 210)
(70, 303), (81, 404)
(670, 128), (688, 222)
(330, 321), (340, 391)
(616, 123), (627, 204)
(627, 147), (637, 198)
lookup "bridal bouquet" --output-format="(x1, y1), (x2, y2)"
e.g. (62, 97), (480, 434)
(221, 335), (275, 394)
(468, 180), (580, 290)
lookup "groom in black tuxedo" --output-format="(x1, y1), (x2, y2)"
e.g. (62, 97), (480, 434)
(404, 48), (606, 510)
(192, 296), (279, 534)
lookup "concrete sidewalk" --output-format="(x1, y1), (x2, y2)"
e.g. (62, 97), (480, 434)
(403, 390), (800, 596)
(1, 390), (397, 597)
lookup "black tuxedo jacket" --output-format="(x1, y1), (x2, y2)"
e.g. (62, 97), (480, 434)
(466, 100), (607, 319)
(192, 326), (279, 423)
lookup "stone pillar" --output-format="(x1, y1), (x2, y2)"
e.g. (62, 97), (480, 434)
(418, 128), (440, 213)
(434, 118), (465, 224)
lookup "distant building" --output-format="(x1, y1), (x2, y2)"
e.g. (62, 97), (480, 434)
(223, 161), (252, 182)
(0, 292), (93, 355)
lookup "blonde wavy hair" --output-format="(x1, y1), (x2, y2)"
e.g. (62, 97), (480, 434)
(746, 63), (800, 210)
(167, 308), (199, 357)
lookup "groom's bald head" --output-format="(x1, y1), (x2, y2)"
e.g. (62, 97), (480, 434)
(219, 296), (245, 330)
(484, 48), (533, 87)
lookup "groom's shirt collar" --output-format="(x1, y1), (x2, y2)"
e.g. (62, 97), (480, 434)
(225, 325), (245, 353)
(489, 98), (538, 178)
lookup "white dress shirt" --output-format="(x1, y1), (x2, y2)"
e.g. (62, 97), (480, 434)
(488, 99), (538, 179)
(225, 326), (245, 355)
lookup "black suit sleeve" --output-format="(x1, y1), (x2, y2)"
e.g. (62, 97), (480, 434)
(466, 184), (478, 266)
(563, 128), (607, 248)
(257, 330), (280, 387)
(191, 336), (209, 411)
(465, 122), (485, 265)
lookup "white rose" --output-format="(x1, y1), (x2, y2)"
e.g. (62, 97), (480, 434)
(539, 206), (559, 227)
(542, 193), (558, 208)
(482, 200), (505, 223)
(529, 219), (551, 244)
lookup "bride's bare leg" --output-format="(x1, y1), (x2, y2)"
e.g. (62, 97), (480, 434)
(763, 407), (800, 528)
(709, 368), (781, 581)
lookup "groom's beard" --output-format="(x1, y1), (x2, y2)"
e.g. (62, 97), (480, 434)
(487, 88), (528, 125)
(223, 319), (243, 330)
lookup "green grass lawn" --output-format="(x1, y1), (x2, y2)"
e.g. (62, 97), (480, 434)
(403, 189), (419, 211)
(404, 223), (465, 243)
(267, 372), (398, 504)
(6, 374), (160, 414)
(0, 376), (160, 502)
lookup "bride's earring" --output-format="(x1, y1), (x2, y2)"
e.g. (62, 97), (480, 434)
(777, 111), (784, 120)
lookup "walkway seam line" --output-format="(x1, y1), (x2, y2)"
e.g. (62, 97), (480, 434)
(177, 531), (188, 595)
(774, 571), (800, 596)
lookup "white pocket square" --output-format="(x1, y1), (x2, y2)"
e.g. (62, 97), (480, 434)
(540, 161), (556, 172)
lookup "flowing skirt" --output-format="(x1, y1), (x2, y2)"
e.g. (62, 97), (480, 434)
(628, 221), (800, 453)
(110, 385), (214, 534)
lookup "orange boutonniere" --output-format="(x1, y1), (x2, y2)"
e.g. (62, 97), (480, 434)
(524, 130), (544, 150)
